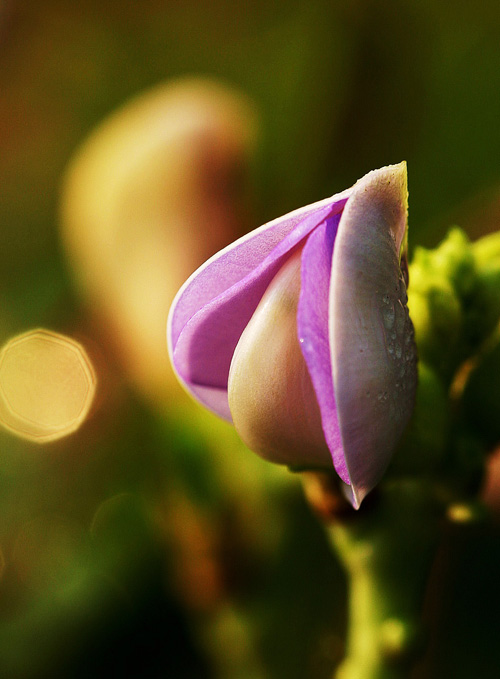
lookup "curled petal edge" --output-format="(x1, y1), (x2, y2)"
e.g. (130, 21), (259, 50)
(168, 189), (350, 418)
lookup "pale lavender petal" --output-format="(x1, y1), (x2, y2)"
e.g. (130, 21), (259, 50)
(227, 249), (332, 466)
(168, 192), (350, 418)
(297, 214), (349, 483)
(330, 162), (416, 507)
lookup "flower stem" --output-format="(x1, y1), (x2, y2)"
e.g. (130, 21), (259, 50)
(304, 475), (443, 679)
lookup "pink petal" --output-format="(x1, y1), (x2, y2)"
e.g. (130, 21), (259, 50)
(228, 249), (332, 466)
(297, 215), (349, 482)
(168, 191), (350, 418)
(330, 162), (417, 507)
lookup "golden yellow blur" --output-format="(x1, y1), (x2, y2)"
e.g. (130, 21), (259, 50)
(0, 329), (96, 442)
(61, 77), (258, 406)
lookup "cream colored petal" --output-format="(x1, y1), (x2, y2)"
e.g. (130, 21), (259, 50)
(228, 250), (331, 467)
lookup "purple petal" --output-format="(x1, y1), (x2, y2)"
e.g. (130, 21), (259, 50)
(168, 191), (350, 418)
(330, 162), (416, 507)
(227, 249), (332, 466)
(297, 214), (349, 483)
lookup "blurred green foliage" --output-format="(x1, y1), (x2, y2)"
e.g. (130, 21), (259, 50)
(2, 1), (500, 677)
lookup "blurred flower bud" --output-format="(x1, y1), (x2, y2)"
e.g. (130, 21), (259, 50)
(429, 228), (476, 297)
(409, 227), (500, 386)
(61, 78), (258, 405)
(407, 265), (461, 382)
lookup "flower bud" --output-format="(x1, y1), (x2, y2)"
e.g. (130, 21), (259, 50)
(61, 77), (257, 405)
(169, 163), (417, 507)
(407, 271), (461, 382)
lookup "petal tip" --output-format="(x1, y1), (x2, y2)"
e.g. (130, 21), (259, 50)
(355, 161), (408, 207)
(342, 481), (368, 510)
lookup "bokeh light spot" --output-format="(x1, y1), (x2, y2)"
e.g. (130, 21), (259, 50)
(0, 329), (96, 442)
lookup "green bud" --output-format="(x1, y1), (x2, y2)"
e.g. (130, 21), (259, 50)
(411, 228), (474, 297)
(408, 227), (500, 381)
(407, 274), (461, 381)
(472, 230), (500, 264)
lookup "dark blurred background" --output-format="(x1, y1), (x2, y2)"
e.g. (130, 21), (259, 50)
(1, 1), (500, 677)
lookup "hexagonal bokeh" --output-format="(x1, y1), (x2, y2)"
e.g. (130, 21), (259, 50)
(0, 329), (96, 442)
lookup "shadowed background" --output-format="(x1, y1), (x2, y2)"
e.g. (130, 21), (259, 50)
(1, 1), (500, 677)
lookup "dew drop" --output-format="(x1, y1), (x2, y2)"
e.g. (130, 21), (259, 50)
(382, 305), (395, 329)
(395, 344), (402, 359)
(395, 303), (406, 335)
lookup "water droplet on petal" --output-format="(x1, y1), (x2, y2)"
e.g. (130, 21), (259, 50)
(394, 302), (406, 335)
(382, 305), (395, 330)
